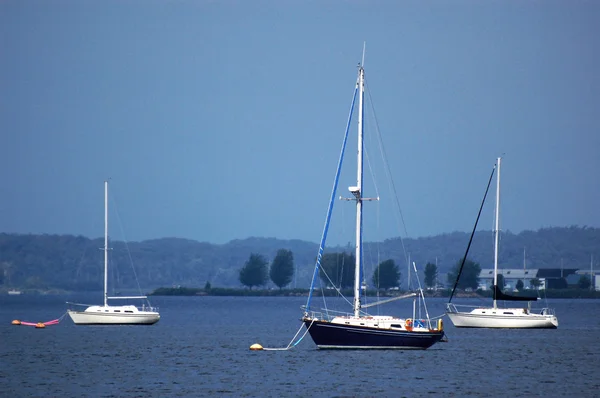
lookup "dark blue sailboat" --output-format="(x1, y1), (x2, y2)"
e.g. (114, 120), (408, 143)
(301, 52), (445, 349)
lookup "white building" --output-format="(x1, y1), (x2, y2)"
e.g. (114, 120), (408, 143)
(478, 268), (543, 290)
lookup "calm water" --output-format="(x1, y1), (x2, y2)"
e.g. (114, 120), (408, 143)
(1, 294), (599, 397)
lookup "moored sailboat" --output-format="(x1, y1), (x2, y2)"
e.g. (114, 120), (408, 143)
(301, 53), (445, 349)
(67, 181), (160, 325)
(445, 157), (558, 329)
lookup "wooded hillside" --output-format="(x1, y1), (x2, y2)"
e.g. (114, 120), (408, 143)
(1, 226), (598, 291)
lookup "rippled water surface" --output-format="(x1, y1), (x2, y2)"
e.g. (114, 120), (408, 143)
(1, 295), (599, 397)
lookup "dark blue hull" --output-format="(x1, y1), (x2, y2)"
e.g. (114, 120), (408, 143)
(303, 319), (445, 350)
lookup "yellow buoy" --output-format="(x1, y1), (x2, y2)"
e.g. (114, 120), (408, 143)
(437, 318), (443, 331)
(11, 320), (21, 325)
(249, 343), (263, 351)
(35, 322), (46, 329)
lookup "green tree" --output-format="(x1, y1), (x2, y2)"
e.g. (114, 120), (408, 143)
(447, 258), (481, 290)
(554, 278), (568, 289)
(239, 253), (268, 289)
(319, 252), (355, 289)
(516, 279), (524, 291)
(496, 274), (506, 289)
(578, 275), (591, 290)
(530, 278), (541, 290)
(424, 262), (437, 289)
(372, 259), (401, 289)
(270, 249), (294, 289)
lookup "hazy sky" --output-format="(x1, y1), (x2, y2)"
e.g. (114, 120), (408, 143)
(1, 1), (598, 245)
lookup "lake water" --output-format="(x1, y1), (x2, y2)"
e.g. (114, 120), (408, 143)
(1, 294), (599, 397)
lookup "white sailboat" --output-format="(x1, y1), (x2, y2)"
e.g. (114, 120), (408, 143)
(301, 52), (445, 349)
(67, 181), (160, 325)
(446, 157), (558, 329)
(5, 266), (21, 295)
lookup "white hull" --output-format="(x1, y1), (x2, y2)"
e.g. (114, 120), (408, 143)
(447, 307), (558, 329)
(8, 290), (22, 295)
(68, 305), (159, 325)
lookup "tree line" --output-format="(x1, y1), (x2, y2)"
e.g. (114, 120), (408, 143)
(237, 249), (442, 291)
(1, 226), (598, 291)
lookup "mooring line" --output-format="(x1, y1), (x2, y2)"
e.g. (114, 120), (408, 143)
(261, 319), (315, 351)
(12, 311), (69, 327)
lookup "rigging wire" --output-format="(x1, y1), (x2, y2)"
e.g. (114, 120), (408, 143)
(360, 93), (385, 314)
(109, 183), (153, 306)
(368, 91), (383, 314)
(412, 262), (433, 328)
(448, 163), (497, 303)
(365, 79), (411, 267)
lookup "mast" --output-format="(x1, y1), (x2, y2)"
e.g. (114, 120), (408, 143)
(591, 254), (594, 292)
(352, 63), (365, 317)
(407, 253), (411, 290)
(493, 157), (501, 309)
(104, 180), (108, 307)
(435, 257), (438, 290)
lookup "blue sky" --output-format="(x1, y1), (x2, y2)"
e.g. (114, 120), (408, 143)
(1, 1), (598, 245)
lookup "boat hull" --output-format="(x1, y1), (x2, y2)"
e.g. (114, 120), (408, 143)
(303, 319), (445, 349)
(446, 311), (557, 329)
(68, 310), (160, 325)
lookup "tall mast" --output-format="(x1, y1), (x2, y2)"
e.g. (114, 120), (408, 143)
(493, 157), (501, 309)
(104, 180), (108, 307)
(352, 63), (365, 317)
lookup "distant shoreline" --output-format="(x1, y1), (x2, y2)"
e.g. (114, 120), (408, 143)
(148, 286), (600, 299)
(4, 287), (599, 299)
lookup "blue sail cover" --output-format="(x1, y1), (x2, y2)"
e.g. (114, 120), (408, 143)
(305, 85), (358, 312)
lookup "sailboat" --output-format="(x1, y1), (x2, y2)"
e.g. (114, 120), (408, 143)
(446, 157), (558, 329)
(301, 54), (445, 349)
(67, 181), (160, 325)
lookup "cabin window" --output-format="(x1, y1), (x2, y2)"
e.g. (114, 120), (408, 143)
(488, 271), (492, 274)
(345, 322), (350, 325)
(114, 310), (120, 313)
(125, 310), (134, 313)
(391, 324), (401, 328)
(503, 312), (513, 315)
